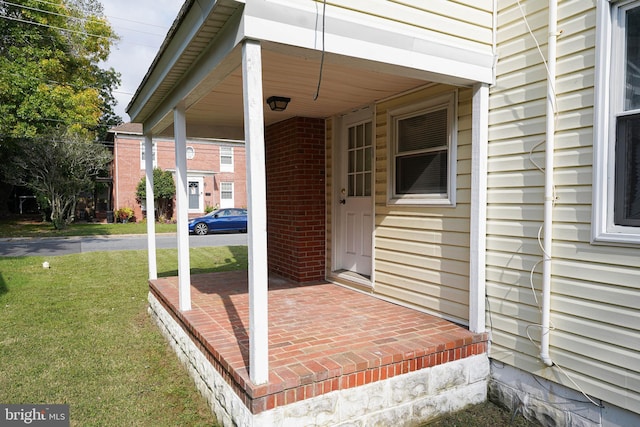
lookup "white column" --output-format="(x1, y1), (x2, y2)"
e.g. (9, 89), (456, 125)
(144, 133), (158, 280)
(174, 104), (192, 311)
(242, 39), (269, 385)
(469, 82), (489, 334)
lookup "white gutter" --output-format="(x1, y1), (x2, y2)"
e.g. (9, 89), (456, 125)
(114, 134), (120, 211)
(540, 0), (558, 367)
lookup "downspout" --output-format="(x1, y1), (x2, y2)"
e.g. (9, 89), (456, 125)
(114, 133), (120, 211)
(540, 0), (558, 367)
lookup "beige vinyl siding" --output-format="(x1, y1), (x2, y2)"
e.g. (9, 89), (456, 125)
(325, 0), (493, 51)
(373, 85), (472, 324)
(488, 0), (640, 413)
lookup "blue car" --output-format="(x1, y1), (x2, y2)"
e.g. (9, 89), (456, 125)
(188, 208), (248, 235)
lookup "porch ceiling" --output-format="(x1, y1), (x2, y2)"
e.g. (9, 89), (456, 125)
(151, 44), (430, 140)
(127, 0), (492, 140)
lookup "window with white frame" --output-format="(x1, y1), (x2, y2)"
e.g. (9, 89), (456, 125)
(220, 146), (233, 172)
(388, 91), (457, 206)
(140, 141), (157, 169)
(594, 0), (640, 243)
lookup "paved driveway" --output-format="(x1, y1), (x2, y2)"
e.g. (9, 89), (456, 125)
(0, 233), (247, 257)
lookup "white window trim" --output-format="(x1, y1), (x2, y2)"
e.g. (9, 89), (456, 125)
(140, 141), (157, 170)
(387, 91), (457, 207)
(220, 146), (234, 172)
(593, 0), (640, 245)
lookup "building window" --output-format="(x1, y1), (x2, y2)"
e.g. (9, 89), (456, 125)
(220, 146), (233, 172)
(347, 121), (372, 197)
(615, 115), (640, 226)
(140, 141), (157, 169)
(186, 146), (195, 160)
(593, 0), (640, 243)
(388, 91), (456, 206)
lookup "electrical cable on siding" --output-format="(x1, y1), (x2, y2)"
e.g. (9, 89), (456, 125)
(516, 0), (557, 354)
(313, 0), (327, 101)
(513, 0), (601, 409)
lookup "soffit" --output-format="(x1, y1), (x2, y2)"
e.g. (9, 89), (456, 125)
(127, 0), (243, 123)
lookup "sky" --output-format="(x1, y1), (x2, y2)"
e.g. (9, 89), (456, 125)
(100, 0), (184, 122)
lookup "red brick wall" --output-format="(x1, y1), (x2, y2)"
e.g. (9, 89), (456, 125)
(112, 135), (246, 221)
(265, 117), (326, 283)
(113, 135), (144, 218)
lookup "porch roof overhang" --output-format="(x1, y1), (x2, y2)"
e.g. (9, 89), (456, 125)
(126, 0), (494, 138)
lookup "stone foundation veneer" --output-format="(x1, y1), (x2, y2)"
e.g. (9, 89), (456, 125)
(149, 292), (490, 426)
(489, 362), (640, 427)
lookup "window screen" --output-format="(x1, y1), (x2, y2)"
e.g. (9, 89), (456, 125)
(394, 108), (448, 196)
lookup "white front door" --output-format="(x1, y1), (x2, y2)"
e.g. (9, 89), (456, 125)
(219, 182), (234, 208)
(337, 110), (373, 278)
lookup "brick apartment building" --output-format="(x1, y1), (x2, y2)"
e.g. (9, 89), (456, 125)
(106, 123), (246, 221)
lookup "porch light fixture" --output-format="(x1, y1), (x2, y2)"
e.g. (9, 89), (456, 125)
(266, 96), (290, 112)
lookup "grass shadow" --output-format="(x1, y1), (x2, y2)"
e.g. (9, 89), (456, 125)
(0, 272), (6, 296)
(0, 217), (177, 238)
(157, 264), (246, 278)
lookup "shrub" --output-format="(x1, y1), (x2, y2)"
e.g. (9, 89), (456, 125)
(136, 168), (175, 221)
(115, 207), (134, 223)
(204, 204), (218, 214)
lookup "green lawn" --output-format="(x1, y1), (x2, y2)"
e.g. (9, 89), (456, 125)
(0, 217), (176, 238)
(0, 246), (247, 426)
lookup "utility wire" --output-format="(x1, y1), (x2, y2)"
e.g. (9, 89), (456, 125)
(2, 70), (134, 96)
(1, 0), (90, 24)
(0, 0), (165, 38)
(0, 13), (114, 39)
(0, 1), (166, 41)
(27, 0), (169, 29)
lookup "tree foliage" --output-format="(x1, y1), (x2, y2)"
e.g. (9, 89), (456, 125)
(0, 0), (122, 219)
(0, 0), (122, 140)
(136, 168), (176, 221)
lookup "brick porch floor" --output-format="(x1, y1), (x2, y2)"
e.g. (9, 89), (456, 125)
(149, 271), (488, 415)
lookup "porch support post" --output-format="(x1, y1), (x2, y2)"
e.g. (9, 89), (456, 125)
(144, 133), (158, 280)
(174, 103), (192, 311)
(469, 82), (489, 334)
(242, 39), (269, 385)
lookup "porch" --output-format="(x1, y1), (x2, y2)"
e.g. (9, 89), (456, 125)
(148, 271), (489, 426)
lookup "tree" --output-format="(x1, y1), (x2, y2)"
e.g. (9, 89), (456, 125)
(0, 0), (121, 139)
(5, 130), (112, 229)
(136, 169), (176, 221)
(0, 0), (121, 215)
